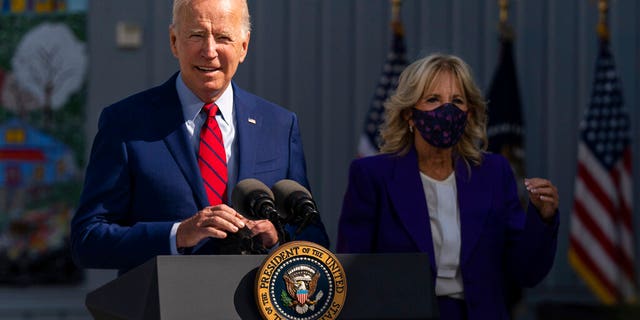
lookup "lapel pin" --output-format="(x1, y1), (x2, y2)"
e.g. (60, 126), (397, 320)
(248, 118), (256, 124)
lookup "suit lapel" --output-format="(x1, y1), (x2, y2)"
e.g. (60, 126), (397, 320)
(387, 149), (437, 272)
(456, 158), (491, 265)
(155, 75), (208, 208)
(233, 84), (260, 187)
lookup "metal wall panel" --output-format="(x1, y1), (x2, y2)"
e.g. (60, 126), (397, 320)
(82, 0), (640, 316)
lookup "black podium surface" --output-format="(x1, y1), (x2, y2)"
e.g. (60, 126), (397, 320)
(86, 253), (438, 319)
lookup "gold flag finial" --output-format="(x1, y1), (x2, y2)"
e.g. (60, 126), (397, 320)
(499, 0), (508, 24)
(498, 0), (513, 40)
(390, 0), (404, 36)
(391, 0), (402, 22)
(597, 0), (609, 41)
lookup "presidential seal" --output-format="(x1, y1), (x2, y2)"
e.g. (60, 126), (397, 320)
(255, 241), (347, 320)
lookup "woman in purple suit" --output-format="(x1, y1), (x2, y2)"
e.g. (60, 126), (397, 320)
(337, 54), (559, 320)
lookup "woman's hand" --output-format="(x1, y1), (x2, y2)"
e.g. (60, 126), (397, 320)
(525, 178), (559, 222)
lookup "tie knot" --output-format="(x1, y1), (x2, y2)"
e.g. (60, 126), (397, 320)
(203, 102), (219, 117)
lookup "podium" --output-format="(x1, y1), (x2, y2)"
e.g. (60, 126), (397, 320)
(86, 253), (439, 319)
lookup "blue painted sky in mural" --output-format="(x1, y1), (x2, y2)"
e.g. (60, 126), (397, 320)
(68, 0), (87, 11)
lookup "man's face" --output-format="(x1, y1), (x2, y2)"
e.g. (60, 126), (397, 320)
(170, 0), (249, 102)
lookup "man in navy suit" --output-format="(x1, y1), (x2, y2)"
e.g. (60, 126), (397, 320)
(71, 0), (329, 275)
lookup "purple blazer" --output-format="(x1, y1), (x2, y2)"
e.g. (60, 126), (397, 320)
(337, 148), (558, 319)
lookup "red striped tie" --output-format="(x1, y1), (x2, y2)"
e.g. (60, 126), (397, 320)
(198, 103), (227, 205)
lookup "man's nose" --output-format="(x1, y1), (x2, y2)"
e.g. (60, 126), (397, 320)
(202, 36), (218, 58)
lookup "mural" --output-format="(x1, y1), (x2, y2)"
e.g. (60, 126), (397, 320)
(0, 0), (86, 284)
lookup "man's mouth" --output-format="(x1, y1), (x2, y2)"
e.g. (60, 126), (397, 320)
(196, 66), (220, 72)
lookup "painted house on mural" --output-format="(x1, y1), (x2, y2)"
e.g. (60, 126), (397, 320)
(0, 118), (77, 260)
(1, 0), (66, 13)
(0, 118), (77, 189)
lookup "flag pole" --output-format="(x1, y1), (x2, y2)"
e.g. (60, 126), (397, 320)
(597, 0), (609, 41)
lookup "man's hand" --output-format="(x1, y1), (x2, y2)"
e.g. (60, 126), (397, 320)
(245, 219), (279, 249)
(176, 204), (246, 249)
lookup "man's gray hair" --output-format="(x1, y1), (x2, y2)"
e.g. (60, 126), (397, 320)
(171, 0), (251, 33)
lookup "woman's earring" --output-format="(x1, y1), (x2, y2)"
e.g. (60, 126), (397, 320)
(409, 125), (414, 133)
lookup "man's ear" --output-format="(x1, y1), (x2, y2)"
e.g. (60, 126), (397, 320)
(169, 26), (178, 58)
(239, 31), (250, 63)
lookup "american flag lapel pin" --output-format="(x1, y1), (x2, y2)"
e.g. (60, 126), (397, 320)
(248, 118), (256, 124)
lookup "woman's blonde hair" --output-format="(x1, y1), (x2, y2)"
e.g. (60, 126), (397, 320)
(379, 53), (488, 167)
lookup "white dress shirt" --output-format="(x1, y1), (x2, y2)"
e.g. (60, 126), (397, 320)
(420, 171), (465, 299)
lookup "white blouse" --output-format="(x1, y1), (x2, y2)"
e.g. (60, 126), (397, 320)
(420, 171), (464, 299)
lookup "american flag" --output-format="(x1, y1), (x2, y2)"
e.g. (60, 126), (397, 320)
(358, 21), (407, 157)
(568, 38), (635, 304)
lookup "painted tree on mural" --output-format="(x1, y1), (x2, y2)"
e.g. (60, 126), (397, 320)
(1, 73), (40, 117)
(10, 22), (86, 126)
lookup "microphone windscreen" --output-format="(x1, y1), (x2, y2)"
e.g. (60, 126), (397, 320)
(231, 178), (274, 217)
(272, 179), (312, 214)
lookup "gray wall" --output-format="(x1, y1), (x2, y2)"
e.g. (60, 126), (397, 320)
(15, 0), (630, 318)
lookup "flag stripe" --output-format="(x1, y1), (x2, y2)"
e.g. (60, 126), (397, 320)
(569, 247), (618, 304)
(574, 163), (633, 261)
(573, 149), (634, 262)
(574, 171), (614, 238)
(569, 235), (620, 300)
(569, 215), (634, 297)
(576, 163), (616, 220)
(613, 150), (633, 228)
(573, 197), (635, 279)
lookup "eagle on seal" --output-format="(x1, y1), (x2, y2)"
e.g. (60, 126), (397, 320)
(282, 265), (324, 314)
(282, 273), (320, 305)
(284, 271), (319, 306)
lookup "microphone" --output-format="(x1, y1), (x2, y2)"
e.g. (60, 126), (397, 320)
(231, 178), (289, 250)
(231, 178), (278, 220)
(271, 179), (318, 235)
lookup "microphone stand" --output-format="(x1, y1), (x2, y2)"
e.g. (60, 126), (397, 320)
(239, 207), (289, 253)
(266, 207), (290, 245)
(231, 181), (291, 252)
(294, 209), (316, 238)
(236, 226), (256, 255)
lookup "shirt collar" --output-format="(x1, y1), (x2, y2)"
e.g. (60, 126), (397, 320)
(176, 73), (234, 123)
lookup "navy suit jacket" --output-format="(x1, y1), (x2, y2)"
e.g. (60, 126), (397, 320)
(337, 148), (558, 319)
(71, 73), (329, 274)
